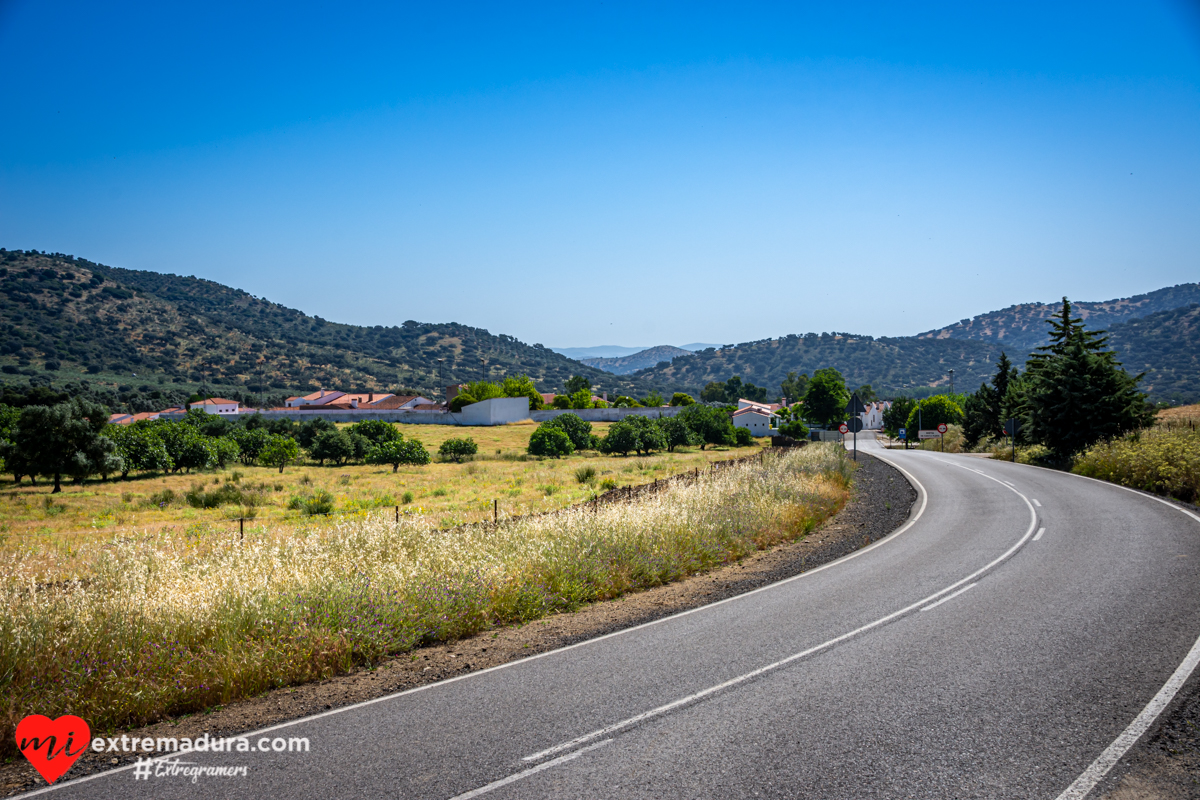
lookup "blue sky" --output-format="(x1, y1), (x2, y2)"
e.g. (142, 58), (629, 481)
(2, 2), (1198, 348)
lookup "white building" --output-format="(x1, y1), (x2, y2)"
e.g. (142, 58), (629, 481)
(859, 401), (891, 430)
(188, 397), (240, 415)
(731, 406), (780, 437)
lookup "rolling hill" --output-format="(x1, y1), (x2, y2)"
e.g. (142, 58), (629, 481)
(917, 283), (1200, 352)
(0, 249), (667, 408)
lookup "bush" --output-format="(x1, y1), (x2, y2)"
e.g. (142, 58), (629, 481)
(575, 465), (597, 484)
(439, 437), (478, 462)
(528, 426), (573, 458)
(600, 415), (666, 456)
(551, 395), (570, 410)
(401, 491), (414, 504)
(1072, 429), (1200, 503)
(779, 419), (809, 440)
(670, 393), (695, 406)
(542, 414), (594, 451)
(288, 489), (335, 516)
(734, 426), (754, 446)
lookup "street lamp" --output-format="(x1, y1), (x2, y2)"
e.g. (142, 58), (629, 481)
(948, 369), (955, 395)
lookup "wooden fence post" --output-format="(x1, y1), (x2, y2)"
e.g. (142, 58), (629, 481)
(239, 517), (244, 541)
(494, 498), (498, 525)
(395, 505), (399, 524)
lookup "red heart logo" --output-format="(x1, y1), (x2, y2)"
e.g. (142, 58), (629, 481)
(15, 715), (90, 785)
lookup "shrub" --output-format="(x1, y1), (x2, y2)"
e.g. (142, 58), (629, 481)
(288, 489), (335, 516)
(734, 426), (755, 446)
(401, 491), (414, 504)
(575, 465), (597, 484)
(779, 419), (809, 440)
(670, 393), (695, 406)
(1072, 429), (1200, 503)
(528, 426), (573, 458)
(542, 414), (594, 451)
(551, 395), (571, 410)
(439, 437), (479, 462)
(600, 477), (618, 491)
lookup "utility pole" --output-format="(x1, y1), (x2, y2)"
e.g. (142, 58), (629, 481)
(948, 369), (955, 396)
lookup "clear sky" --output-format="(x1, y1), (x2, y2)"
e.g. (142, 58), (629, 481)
(2, 2), (1198, 348)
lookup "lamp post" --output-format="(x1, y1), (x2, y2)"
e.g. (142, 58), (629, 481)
(948, 369), (955, 395)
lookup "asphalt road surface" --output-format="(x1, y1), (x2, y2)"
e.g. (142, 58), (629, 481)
(28, 435), (1200, 800)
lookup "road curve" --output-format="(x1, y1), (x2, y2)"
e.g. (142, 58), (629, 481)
(26, 436), (1200, 800)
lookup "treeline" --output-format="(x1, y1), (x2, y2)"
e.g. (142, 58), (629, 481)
(451, 374), (697, 412)
(526, 406), (755, 458)
(0, 404), (437, 493)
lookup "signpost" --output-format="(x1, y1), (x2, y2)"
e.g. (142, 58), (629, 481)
(898, 428), (906, 449)
(1003, 418), (1020, 462)
(918, 430), (940, 439)
(937, 422), (948, 452)
(838, 423), (849, 434)
(844, 393), (867, 461)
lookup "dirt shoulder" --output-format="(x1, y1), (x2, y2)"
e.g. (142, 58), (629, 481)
(2, 452), (916, 796)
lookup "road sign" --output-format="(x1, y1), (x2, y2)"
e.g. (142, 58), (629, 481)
(845, 393), (866, 416)
(937, 423), (948, 434)
(838, 423), (849, 434)
(898, 428), (906, 438)
(1003, 418), (1020, 436)
(846, 418), (864, 433)
(918, 430), (940, 439)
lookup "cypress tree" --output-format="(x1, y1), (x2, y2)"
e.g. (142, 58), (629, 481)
(1023, 298), (1153, 460)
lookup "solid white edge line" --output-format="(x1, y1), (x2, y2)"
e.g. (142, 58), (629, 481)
(920, 582), (977, 611)
(1033, 527), (1046, 541)
(16, 444), (933, 799)
(449, 739), (613, 800)
(1004, 463), (1200, 800)
(522, 461), (1037, 763)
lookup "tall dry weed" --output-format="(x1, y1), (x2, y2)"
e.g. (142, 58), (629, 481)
(0, 445), (851, 750)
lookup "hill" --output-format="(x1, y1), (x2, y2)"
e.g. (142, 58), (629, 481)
(1106, 304), (1200, 403)
(581, 345), (695, 375)
(917, 283), (1200, 351)
(630, 334), (1005, 399)
(0, 249), (666, 409)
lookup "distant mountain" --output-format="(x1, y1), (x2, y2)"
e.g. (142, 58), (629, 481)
(917, 283), (1200, 352)
(551, 345), (651, 360)
(581, 345), (695, 375)
(0, 250), (667, 405)
(679, 342), (723, 351)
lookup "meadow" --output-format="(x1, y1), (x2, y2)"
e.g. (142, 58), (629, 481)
(0, 444), (852, 751)
(0, 421), (763, 555)
(1072, 404), (1200, 504)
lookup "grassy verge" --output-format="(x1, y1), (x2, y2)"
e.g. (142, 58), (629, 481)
(1072, 427), (1200, 504)
(0, 444), (853, 752)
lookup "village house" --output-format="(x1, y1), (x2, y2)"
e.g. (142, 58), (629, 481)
(187, 397), (240, 415)
(731, 404), (780, 437)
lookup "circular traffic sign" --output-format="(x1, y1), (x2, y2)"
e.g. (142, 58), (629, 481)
(937, 423), (948, 434)
(838, 423), (849, 434)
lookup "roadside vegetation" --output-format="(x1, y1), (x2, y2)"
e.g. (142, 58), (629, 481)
(1072, 405), (1200, 505)
(0, 444), (853, 752)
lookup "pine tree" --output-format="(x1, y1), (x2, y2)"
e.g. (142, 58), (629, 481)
(961, 351), (1018, 449)
(1024, 298), (1153, 460)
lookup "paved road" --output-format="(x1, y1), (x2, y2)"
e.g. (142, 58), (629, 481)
(31, 436), (1200, 799)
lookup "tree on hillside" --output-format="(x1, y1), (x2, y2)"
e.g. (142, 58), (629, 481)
(801, 368), (850, 427)
(855, 384), (878, 404)
(569, 389), (594, 409)
(670, 393), (695, 406)
(644, 390), (665, 407)
(1022, 298), (1154, 460)
(700, 382), (727, 403)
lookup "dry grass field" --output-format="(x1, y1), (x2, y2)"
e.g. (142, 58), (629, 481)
(0, 420), (764, 558)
